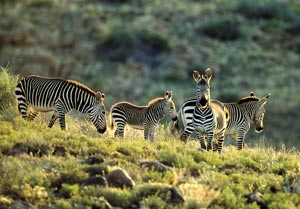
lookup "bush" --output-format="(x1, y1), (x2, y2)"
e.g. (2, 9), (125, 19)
(201, 16), (242, 41)
(236, 1), (292, 20)
(95, 29), (170, 66)
(0, 67), (19, 121)
(0, 67), (18, 111)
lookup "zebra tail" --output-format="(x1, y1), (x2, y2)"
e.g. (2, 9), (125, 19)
(109, 112), (114, 130)
(172, 108), (182, 133)
(173, 118), (179, 132)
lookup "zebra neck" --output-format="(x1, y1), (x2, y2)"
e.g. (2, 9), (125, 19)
(195, 100), (211, 112)
(240, 102), (256, 120)
(75, 94), (95, 113)
(147, 102), (165, 122)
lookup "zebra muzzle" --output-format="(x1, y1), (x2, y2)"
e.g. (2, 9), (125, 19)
(199, 96), (208, 107)
(255, 126), (263, 133)
(98, 127), (107, 134)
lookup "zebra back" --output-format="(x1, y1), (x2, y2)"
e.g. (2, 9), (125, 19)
(109, 101), (147, 130)
(110, 91), (176, 130)
(176, 92), (270, 148)
(15, 75), (107, 133)
(15, 75), (100, 112)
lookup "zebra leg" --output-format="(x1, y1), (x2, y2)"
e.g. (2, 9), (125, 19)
(237, 133), (246, 150)
(57, 112), (66, 130)
(206, 131), (214, 151)
(114, 120), (126, 138)
(180, 122), (194, 143)
(215, 132), (225, 153)
(212, 140), (218, 152)
(148, 128), (156, 142)
(196, 132), (207, 151)
(48, 113), (58, 128)
(144, 125), (155, 141)
(27, 110), (39, 121)
(17, 102), (28, 120)
(114, 122), (125, 138)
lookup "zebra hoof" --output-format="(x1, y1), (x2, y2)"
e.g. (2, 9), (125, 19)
(198, 148), (207, 152)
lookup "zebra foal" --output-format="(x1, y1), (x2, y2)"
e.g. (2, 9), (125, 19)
(192, 68), (229, 152)
(175, 92), (271, 150)
(15, 75), (107, 133)
(110, 91), (177, 141)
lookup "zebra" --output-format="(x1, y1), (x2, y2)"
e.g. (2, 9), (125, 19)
(110, 91), (177, 141)
(15, 75), (107, 133)
(192, 68), (229, 152)
(174, 92), (271, 150)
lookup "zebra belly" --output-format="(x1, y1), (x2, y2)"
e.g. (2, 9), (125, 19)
(32, 105), (56, 112)
(128, 124), (144, 130)
(193, 121), (212, 133)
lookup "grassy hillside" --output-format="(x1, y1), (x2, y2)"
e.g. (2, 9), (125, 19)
(1, 68), (300, 208)
(1, 0), (300, 148)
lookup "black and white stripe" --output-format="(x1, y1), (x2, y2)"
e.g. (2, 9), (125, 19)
(15, 75), (107, 133)
(191, 69), (228, 152)
(110, 91), (177, 141)
(175, 92), (271, 150)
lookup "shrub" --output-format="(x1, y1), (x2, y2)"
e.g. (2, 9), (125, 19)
(0, 66), (19, 119)
(95, 28), (170, 66)
(236, 1), (292, 20)
(285, 19), (300, 35)
(201, 15), (242, 41)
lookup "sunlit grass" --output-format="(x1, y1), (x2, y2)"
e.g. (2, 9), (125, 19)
(1, 111), (300, 208)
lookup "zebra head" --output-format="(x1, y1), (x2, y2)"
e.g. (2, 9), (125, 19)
(253, 93), (271, 133)
(193, 68), (212, 108)
(89, 92), (107, 134)
(163, 91), (177, 121)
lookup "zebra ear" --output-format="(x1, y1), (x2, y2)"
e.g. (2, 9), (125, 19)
(96, 92), (105, 102)
(165, 91), (172, 100)
(250, 92), (255, 97)
(193, 70), (200, 82)
(205, 68), (212, 82)
(261, 93), (271, 104)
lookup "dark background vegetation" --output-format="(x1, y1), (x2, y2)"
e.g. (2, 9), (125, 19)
(1, 0), (300, 148)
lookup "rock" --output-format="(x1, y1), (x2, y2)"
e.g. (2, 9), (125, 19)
(140, 161), (178, 184)
(81, 176), (108, 189)
(106, 168), (135, 188)
(140, 161), (174, 173)
(86, 155), (105, 165)
(243, 191), (268, 209)
(169, 187), (185, 205)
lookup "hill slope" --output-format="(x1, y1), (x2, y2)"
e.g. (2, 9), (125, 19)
(1, 0), (300, 147)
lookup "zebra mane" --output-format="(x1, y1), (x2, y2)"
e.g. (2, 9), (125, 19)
(147, 97), (165, 106)
(238, 96), (260, 104)
(67, 79), (96, 95)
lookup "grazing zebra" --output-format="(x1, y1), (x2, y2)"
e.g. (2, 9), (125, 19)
(15, 75), (107, 133)
(192, 69), (229, 152)
(174, 92), (271, 150)
(110, 91), (177, 141)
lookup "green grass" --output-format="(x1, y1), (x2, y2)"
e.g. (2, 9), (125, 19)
(0, 68), (299, 208)
(1, 0), (300, 206)
(1, 0), (300, 148)
(1, 113), (300, 208)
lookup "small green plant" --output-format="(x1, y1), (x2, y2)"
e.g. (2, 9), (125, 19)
(95, 28), (170, 66)
(202, 15), (242, 41)
(21, 183), (50, 206)
(0, 66), (19, 120)
(236, 0), (291, 20)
